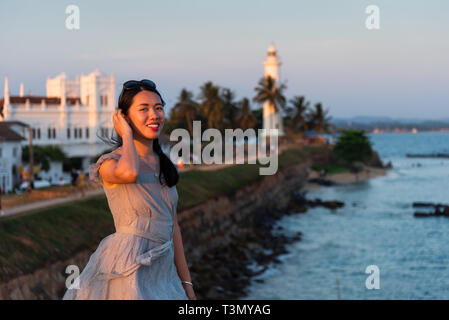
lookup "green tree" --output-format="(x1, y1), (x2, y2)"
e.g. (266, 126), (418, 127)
(161, 119), (179, 136)
(22, 145), (66, 172)
(170, 88), (200, 135)
(308, 102), (334, 135)
(221, 88), (239, 129)
(199, 81), (225, 130)
(333, 130), (373, 164)
(235, 98), (257, 131)
(251, 108), (263, 130)
(253, 76), (287, 113)
(286, 95), (310, 134)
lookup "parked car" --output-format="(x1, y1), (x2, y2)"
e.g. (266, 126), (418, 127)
(16, 179), (51, 193)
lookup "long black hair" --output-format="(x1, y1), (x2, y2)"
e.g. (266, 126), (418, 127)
(98, 81), (179, 187)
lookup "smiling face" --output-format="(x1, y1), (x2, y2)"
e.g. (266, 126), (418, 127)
(125, 90), (165, 140)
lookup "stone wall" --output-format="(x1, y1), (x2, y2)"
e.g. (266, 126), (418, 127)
(0, 249), (92, 299)
(178, 161), (310, 264)
(0, 160), (310, 300)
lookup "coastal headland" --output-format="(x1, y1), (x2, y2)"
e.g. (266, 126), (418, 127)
(0, 144), (389, 299)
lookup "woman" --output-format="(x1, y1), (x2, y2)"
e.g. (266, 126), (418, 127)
(63, 79), (196, 300)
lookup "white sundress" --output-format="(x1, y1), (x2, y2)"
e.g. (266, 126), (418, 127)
(62, 150), (188, 300)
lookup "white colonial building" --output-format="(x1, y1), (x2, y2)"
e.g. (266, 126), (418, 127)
(262, 44), (285, 136)
(0, 121), (27, 192)
(0, 69), (115, 173)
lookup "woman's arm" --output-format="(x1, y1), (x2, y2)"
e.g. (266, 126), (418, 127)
(173, 213), (197, 300)
(99, 110), (140, 184)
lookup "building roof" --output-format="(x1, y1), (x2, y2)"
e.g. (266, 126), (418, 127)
(0, 120), (29, 127)
(0, 122), (26, 142)
(0, 96), (82, 108)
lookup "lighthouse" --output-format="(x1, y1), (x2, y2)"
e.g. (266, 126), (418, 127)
(262, 44), (284, 136)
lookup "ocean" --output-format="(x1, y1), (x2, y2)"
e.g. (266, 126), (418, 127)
(241, 132), (449, 300)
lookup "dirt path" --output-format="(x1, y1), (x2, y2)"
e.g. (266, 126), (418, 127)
(1, 188), (105, 218)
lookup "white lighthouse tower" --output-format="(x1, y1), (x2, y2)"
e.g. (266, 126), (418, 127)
(262, 44), (284, 136)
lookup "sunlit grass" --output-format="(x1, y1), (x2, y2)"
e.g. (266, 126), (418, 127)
(0, 196), (114, 282)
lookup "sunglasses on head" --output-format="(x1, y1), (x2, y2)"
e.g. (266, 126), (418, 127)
(123, 79), (157, 90)
(121, 79), (166, 106)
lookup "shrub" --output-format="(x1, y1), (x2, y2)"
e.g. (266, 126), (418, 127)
(333, 130), (373, 164)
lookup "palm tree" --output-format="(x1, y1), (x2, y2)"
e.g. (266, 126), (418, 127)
(171, 89), (200, 136)
(235, 98), (257, 131)
(251, 108), (263, 129)
(199, 81), (224, 130)
(221, 88), (239, 129)
(308, 102), (334, 135)
(288, 96), (310, 134)
(253, 76), (287, 113)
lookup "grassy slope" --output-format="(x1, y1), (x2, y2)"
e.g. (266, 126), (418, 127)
(0, 145), (330, 282)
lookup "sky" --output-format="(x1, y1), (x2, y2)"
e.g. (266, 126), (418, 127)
(1, 0), (448, 119)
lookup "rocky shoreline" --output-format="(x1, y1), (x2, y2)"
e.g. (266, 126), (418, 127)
(407, 153), (449, 159)
(303, 165), (388, 192)
(189, 191), (344, 300)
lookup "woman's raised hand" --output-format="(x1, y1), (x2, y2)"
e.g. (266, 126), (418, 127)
(113, 109), (133, 138)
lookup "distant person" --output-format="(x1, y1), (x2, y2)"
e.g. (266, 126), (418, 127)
(62, 79), (195, 300)
(28, 179), (34, 193)
(320, 168), (327, 178)
(70, 168), (79, 188)
(77, 171), (87, 197)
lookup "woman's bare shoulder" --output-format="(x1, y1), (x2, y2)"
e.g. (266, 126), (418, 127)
(110, 147), (123, 156)
(99, 148), (122, 168)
